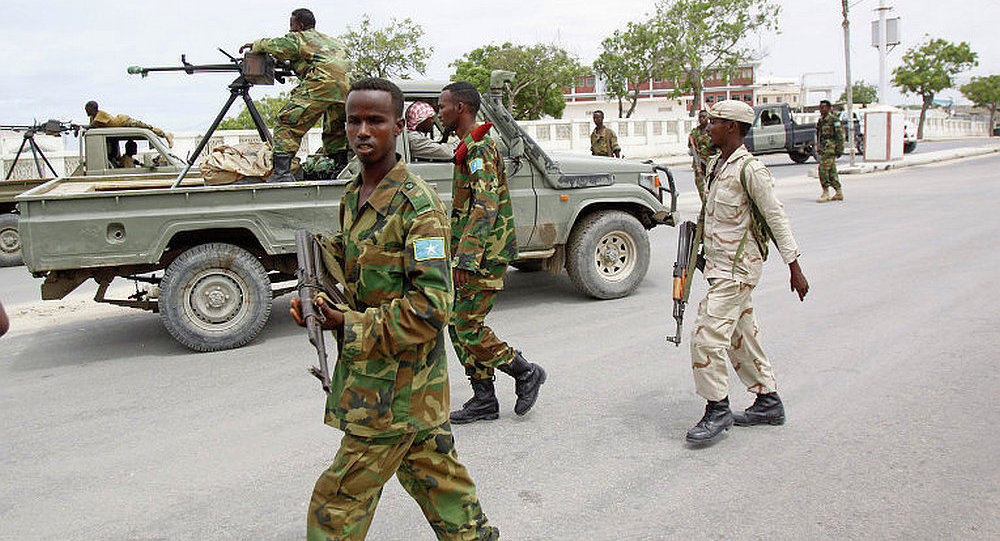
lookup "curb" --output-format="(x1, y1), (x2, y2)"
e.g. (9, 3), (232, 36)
(810, 145), (1000, 177)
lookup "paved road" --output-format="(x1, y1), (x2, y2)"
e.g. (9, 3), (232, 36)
(2, 153), (999, 540)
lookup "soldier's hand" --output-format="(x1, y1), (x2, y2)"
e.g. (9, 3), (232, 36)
(453, 268), (471, 289)
(290, 296), (345, 330)
(788, 260), (809, 302)
(239, 42), (254, 54)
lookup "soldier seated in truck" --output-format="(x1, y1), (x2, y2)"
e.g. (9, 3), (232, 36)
(119, 140), (139, 168)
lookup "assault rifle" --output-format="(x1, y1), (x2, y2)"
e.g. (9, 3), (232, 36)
(128, 49), (294, 188)
(665, 220), (702, 346)
(1, 119), (78, 180)
(295, 229), (349, 394)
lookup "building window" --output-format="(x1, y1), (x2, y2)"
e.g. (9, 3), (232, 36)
(776, 96), (782, 103)
(761, 97), (768, 104)
(793, 96), (798, 102)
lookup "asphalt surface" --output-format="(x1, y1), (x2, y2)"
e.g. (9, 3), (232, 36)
(2, 148), (999, 540)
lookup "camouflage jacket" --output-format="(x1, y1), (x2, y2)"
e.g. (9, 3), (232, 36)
(322, 159), (454, 438)
(252, 28), (350, 99)
(816, 111), (844, 155)
(450, 127), (518, 289)
(688, 125), (716, 167)
(702, 145), (800, 286)
(590, 127), (620, 157)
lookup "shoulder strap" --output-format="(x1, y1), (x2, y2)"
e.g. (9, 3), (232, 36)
(731, 158), (776, 276)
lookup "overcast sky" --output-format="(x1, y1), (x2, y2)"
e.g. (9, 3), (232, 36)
(2, 0), (997, 131)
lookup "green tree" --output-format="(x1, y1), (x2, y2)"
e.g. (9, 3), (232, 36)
(594, 21), (665, 118)
(218, 92), (288, 130)
(340, 15), (432, 79)
(892, 38), (978, 139)
(960, 75), (1000, 136)
(654, 0), (781, 117)
(838, 81), (878, 104)
(451, 43), (586, 120)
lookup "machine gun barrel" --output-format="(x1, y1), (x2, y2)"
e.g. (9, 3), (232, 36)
(128, 51), (293, 85)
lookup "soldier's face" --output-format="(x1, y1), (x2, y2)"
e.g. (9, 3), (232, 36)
(593, 112), (603, 127)
(820, 103), (831, 116)
(437, 90), (459, 131)
(345, 90), (403, 165)
(707, 117), (731, 146)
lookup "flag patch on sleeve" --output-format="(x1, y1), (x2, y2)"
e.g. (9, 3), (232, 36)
(413, 237), (446, 261)
(470, 157), (484, 174)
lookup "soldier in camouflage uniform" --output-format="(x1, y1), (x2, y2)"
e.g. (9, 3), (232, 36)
(590, 110), (621, 158)
(688, 109), (716, 203)
(815, 99), (844, 202)
(83, 101), (173, 148)
(437, 81), (547, 424)
(684, 100), (810, 446)
(241, 8), (350, 182)
(290, 78), (498, 541)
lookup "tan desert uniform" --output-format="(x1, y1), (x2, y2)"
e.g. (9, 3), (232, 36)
(692, 145), (800, 401)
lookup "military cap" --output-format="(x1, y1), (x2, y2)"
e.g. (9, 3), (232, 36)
(709, 100), (755, 124)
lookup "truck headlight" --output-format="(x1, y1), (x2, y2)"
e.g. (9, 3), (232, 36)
(639, 172), (662, 194)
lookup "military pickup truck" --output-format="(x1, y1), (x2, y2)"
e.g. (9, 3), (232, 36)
(744, 103), (817, 163)
(18, 71), (677, 352)
(1, 126), (183, 266)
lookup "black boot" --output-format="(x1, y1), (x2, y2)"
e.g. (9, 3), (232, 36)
(733, 392), (785, 426)
(498, 351), (546, 416)
(450, 377), (499, 424)
(685, 397), (734, 444)
(269, 152), (293, 183)
(330, 149), (350, 174)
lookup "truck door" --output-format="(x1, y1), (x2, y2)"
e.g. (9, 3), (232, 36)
(753, 106), (786, 152)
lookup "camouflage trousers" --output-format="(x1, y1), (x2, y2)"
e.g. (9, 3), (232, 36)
(449, 285), (515, 380)
(818, 151), (841, 190)
(308, 423), (496, 541)
(120, 117), (168, 140)
(273, 84), (346, 156)
(692, 160), (707, 204)
(691, 278), (777, 402)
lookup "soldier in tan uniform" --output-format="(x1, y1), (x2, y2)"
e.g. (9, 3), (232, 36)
(685, 100), (810, 445)
(84, 101), (173, 148)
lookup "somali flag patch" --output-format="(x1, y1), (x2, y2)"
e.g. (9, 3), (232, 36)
(413, 237), (446, 261)
(469, 157), (484, 174)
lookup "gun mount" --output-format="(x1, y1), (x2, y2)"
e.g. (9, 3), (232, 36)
(1, 120), (78, 180)
(129, 49), (295, 187)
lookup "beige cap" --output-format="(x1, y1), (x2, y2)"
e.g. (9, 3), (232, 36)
(709, 100), (755, 124)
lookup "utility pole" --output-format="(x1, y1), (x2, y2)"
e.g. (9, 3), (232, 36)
(842, 0), (856, 165)
(877, 0), (890, 104)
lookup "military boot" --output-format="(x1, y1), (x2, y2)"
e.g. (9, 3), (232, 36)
(498, 351), (547, 415)
(331, 149), (351, 174)
(269, 153), (294, 183)
(450, 377), (500, 424)
(164, 132), (174, 148)
(832, 187), (844, 201)
(816, 187), (831, 203)
(733, 392), (786, 426)
(685, 397), (734, 444)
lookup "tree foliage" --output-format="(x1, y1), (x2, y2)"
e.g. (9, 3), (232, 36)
(451, 43), (586, 120)
(838, 81), (878, 104)
(960, 75), (1000, 134)
(340, 15), (433, 79)
(594, 21), (665, 118)
(218, 92), (288, 130)
(655, 0), (780, 117)
(892, 37), (978, 139)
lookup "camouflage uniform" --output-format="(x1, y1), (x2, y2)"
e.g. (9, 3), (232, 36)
(308, 159), (496, 541)
(449, 127), (519, 380)
(252, 29), (350, 156)
(816, 111), (844, 191)
(89, 110), (169, 141)
(590, 127), (620, 157)
(692, 146), (801, 401)
(688, 125), (716, 203)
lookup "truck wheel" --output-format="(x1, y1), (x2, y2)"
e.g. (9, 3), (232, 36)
(0, 214), (23, 267)
(789, 150), (811, 164)
(566, 210), (650, 299)
(158, 243), (272, 352)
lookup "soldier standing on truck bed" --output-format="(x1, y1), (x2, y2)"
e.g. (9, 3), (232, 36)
(290, 78), (499, 541)
(437, 81), (547, 424)
(590, 110), (621, 158)
(815, 99), (844, 203)
(240, 8), (350, 182)
(684, 100), (809, 446)
(83, 101), (173, 148)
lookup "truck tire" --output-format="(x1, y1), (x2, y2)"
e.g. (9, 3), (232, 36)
(566, 210), (650, 299)
(789, 150), (811, 164)
(0, 214), (23, 267)
(158, 242), (272, 352)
